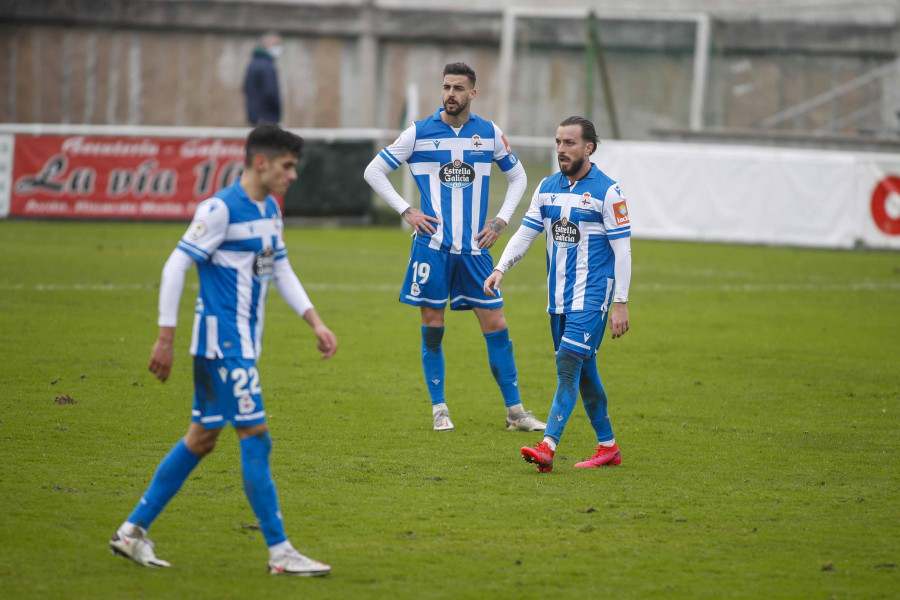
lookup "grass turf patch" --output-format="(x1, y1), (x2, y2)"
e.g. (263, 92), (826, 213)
(0, 220), (898, 599)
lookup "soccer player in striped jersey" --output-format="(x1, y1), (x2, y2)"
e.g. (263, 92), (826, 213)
(110, 124), (336, 575)
(364, 62), (545, 433)
(484, 116), (632, 472)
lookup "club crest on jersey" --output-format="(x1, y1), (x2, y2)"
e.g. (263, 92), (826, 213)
(471, 135), (483, 150)
(551, 217), (580, 248)
(238, 396), (256, 414)
(613, 201), (630, 225)
(580, 193), (592, 207)
(253, 247), (275, 280)
(439, 159), (475, 189)
(410, 282), (421, 296)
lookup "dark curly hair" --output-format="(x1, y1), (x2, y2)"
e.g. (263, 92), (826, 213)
(245, 122), (304, 165)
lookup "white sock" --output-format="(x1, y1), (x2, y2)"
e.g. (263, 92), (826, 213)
(120, 522), (146, 536)
(543, 437), (557, 451)
(599, 439), (616, 447)
(432, 403), (448, 415)
(506, 403), (525, 419)
(269, 540), (294, 559)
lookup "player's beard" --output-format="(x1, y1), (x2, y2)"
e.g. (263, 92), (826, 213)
(443, 96), (469, 116)
(558, 154), (585, 177)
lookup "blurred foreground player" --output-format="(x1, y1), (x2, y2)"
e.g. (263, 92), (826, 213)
(110, 124), (336, 575)
(364, 62), (545, 433)
(484, 116), (632, 472)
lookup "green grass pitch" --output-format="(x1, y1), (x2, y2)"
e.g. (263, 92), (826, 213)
(1, 220), (898, 599)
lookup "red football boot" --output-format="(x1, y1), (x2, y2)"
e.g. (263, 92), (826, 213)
(574, 443), (622, 468)
(521, 441), (554, 473)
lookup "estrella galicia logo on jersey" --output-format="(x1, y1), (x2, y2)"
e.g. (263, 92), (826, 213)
(253, 248), (275, 280)
(551, 217), (580, 248)
(613, 200), (630, 226)
(439, 160), (475, 189)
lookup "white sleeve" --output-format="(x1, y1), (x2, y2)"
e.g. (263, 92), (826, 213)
(609, 237), (632, 303)
(176, 197), (229, 262)
(495, 225), (541, 273)
(273, 257), (314, 318)
(495, 160), (527, 224)
(363, 125), (417, 215)
(600, 181), (632, 303)
(158, 248), (195, 327)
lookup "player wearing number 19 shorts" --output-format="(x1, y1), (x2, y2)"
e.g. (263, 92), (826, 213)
(364, 62), (546, 433)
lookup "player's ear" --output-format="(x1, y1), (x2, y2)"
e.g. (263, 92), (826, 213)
(470, 88), (477, 100)
(253, 152), (269, 172)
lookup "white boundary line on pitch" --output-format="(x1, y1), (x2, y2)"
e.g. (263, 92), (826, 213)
(3, 282), (900, 293)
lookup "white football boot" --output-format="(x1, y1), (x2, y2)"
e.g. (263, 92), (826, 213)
(268, 548), (331, 576)
(432, 409), (454, 431)
(110, 525), (171, 567)
(505, 410), (547, 432)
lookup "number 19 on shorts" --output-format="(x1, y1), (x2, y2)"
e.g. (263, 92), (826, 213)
(409, 261), (430, 297)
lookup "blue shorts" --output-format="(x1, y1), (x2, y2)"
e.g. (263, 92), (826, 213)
(400, 241), (503, 311)
(550, 310), (609, 359)
(191, 356), (266, 429)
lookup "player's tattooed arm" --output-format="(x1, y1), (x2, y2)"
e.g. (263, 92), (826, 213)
(402, 207), (440, 236)
(476, 218), (507, 249)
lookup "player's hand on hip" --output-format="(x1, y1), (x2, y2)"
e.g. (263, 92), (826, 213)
(402, 207), (439, 236)
(314, 325), (337, 359)
(148, 338), (174, 382)
(483, 269), (504, 298)
(475, 218), (506, 249)
(609, 302), (630, 339)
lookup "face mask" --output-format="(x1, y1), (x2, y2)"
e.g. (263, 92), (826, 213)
(268, 45), (282, 59)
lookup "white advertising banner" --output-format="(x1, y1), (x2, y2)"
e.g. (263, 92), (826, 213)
(0, 134), (13, 219)
(858, 157), (900, 250)
(594, 141), (900, 250)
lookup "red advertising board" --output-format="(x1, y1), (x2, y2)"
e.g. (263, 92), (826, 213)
(11, 135), (250, 219)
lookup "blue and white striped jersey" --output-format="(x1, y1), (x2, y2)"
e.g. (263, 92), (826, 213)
(377, 109), (520, 255)
(521, 164), (631, 314)
(176, 180), (287, 360)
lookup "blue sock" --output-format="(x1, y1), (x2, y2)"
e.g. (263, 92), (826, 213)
(544, 349), (584, 443)
(580, 357), (614, 443)
(240, 432), (287, 547)
(484, 328), (521, 408)
(421, 326), (445, 405)
(127, 438), (201, 530)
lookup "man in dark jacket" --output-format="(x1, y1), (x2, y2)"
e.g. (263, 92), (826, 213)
(243, 33), (282, 125)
